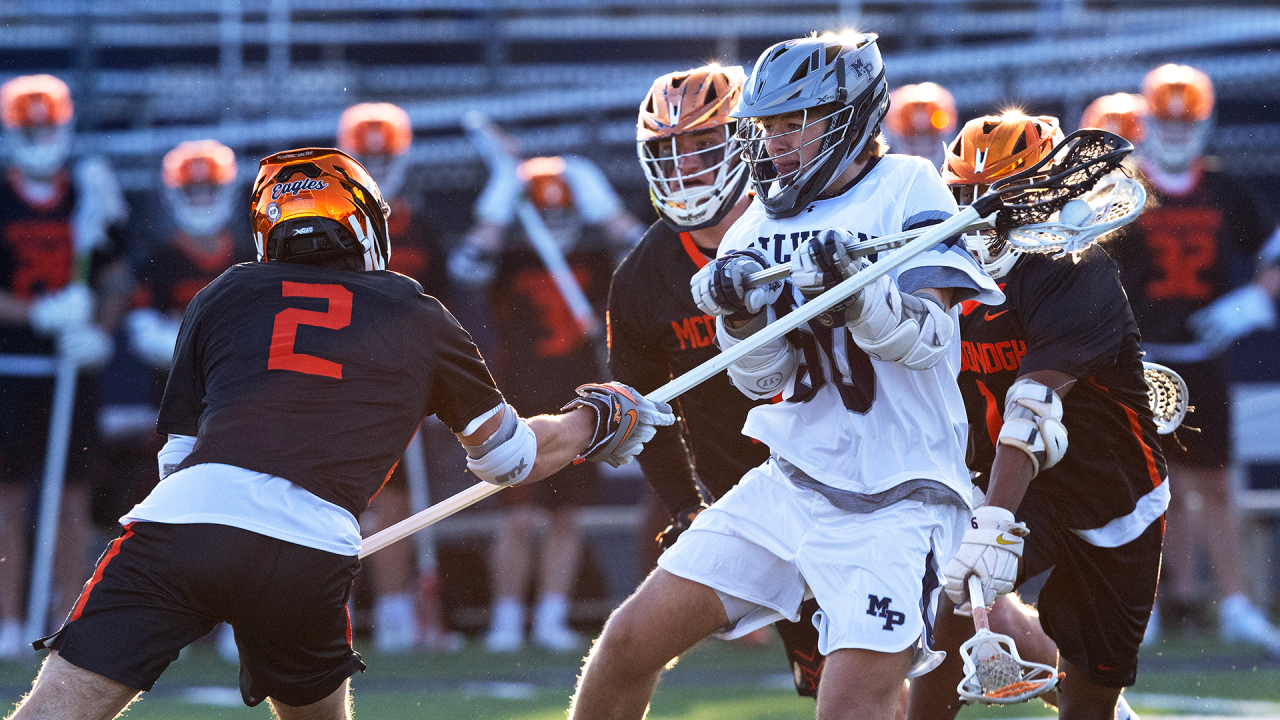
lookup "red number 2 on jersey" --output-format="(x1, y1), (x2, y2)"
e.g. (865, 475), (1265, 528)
(268, 281), (353, 379)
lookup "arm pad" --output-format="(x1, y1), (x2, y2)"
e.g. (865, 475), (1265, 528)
(846, 275), (954, 370)
(465, 404), (537, 487)
(718, 311), (797, 400)
(158, 434), (196, 481)
(997, 378), (1068, 477)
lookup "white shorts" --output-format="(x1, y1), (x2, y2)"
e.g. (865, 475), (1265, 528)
(658, 458), (966, 660)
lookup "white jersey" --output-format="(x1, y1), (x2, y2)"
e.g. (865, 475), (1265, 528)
(719, 154), (1004, 503)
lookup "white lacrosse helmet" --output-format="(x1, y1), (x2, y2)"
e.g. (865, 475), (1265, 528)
(1, 75), (74, 179)
(1142, 64), (1214, 174)
(942, 113), (1064, 279)
(338, 102), (413, 200)
(163, 140), (238, 238)
(731, 32), (890, 219)
(884, 82), (957, 170)
(637, 65), (749, 231)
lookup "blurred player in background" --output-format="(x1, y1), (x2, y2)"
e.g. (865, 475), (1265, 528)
(907, 112), (1161, 720)
(571, 32), (1002, 720)
(0, 74), (130, 658)
(883, 82), (957, 171)
(612, 63), (825, 697)
(450, 148), (645, 653)
(1104, 65), (1280, 650)
(7, 147), (672, 720)
(338, 101), (459, 654)
(1080, 92), (1148, 149)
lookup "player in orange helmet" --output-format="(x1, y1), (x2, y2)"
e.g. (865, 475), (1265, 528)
(6, 146), (671, 720)
(1079, 93), (1147, 146)
(884, 82), (957, 169)
(336, 102), (460, 656)
(1107, 65), (1280, 652)
(449, 127), (647, 653)
(0, 75), (132, 658)
(908, 111), (1157, 720)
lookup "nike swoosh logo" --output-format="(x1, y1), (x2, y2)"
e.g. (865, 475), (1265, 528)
(617, 409), (638, 446)
(984, 310), (1009, 321)
(995, 534), (1020, 545)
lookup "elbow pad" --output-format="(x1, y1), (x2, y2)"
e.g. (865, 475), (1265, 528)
(157, 434), (196, 481)
(847, 275), (954, 370)
(719, 314), (797, 400)
(997, 378), (1068, 477)
(465, 404), (538, 487)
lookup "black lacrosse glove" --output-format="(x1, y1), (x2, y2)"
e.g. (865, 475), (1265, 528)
(562, 382), (675, 468)
(656, 503), (708, 551)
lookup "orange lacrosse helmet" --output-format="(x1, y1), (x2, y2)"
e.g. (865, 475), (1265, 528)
(251, 148), (390, 271)
(637, 64), (749, 230)
(1, 74), (73, 129)
(885, 83), (956, 137)
(163, 140), (237, 189)
(518, 156), (573, 211)
(1080, 93), (1147, 144)
(337, 102), (412, 157)
(942, 113), (1062, 186)
(1143, 64), (1214, 122)
(2, 74), (74, 177)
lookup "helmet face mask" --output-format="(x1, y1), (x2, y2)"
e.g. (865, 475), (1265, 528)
(2, 75), (74, 179)
(731, 33), (889, 219)
(338, 102), (412, 200)
(163, 140), (238, 238)
(251, 147), (391, 272)
(884, 82), (957, 169)
(636, 65), (749, 230)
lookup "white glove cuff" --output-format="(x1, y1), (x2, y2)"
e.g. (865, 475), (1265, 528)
(969, 506), (1029, 558)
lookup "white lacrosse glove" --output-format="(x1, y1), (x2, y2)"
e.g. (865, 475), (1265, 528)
(944, 506), (1030, 615)
(1188, 284), (1277, 353)
(29, 282), (94, 336)
(691, 248), (782, 322)
(475, 157), (523, 226)
(562, 382), (676, 467)
(997, 378), (1068, 477)
(562, 156), (624, 224)
(125, 308), (181, 369)
(846, 275), (954, 370)
(58, 324), (114, 369)
(790, 228), (867, 299)
(447, 243), (498, 290)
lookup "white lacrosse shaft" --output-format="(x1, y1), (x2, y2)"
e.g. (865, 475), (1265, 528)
(968, 574), (992, 632)
(358, 207), (982, 558)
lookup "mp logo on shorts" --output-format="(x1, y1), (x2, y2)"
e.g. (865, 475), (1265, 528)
(867, 595), (905, 631)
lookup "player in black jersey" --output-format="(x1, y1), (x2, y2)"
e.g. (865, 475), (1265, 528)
(0, 75), (132, 658)
(1103, 66), (1280, 649)
(906, 114), (1165, 720)
(8, 148), (672, 720)
(450, 145), (647, 653)
(610, 63), (828, 698)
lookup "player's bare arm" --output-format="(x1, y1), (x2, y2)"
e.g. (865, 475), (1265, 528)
(457, 404), (595, 485)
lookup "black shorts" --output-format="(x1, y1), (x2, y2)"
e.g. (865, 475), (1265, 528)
(1159, 359), (1229, 468)
(0, 374), (100, 486)
(1016, 501), (1162, 688)
(38, 522), (364, 707)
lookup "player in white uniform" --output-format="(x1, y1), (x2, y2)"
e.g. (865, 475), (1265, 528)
(567, 32), (1001, 720)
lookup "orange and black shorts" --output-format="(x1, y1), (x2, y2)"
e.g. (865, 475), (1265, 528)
(38, 521), (364, 708)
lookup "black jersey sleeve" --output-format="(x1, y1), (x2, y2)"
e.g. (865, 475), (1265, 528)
(422, 298), (504, 435)
(156, 286), (209, 437)
(1016, 247), (1135, 379)
(607, 249), (703, 519)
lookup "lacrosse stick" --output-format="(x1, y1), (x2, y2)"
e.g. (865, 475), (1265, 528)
(958, 575), (1061, 705)
(1143, 361), (1189, 435)
(462, 112), (609, 372)
(360, 130), (1134, 557)
(744, 169), (1145, 289)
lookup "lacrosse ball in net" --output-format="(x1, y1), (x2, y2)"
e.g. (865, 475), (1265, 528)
(1058, 198), (1092, 226)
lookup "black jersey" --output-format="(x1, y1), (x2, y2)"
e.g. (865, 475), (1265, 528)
(1108, 166), (1268, 344)
(608, 221), (771, 517)
(384, 195), (451, 307)
(957, 246), (1167, 530)
(134, 231), (250, 315)
(157, 261), (503, 519)
(0, 170), (76, 355)
(487, 229), (613, 415)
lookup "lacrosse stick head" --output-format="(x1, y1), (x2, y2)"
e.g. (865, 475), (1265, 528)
(1143, 361), (1189, 434)
(957, 629), (1061, 705)
(974, 129), (1134, 240)
(1005, 171), (1146, 258)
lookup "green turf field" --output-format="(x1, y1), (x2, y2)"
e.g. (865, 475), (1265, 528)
(4, 634), (1279, 718)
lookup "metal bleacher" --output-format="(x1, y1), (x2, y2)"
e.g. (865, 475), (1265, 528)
(2, 0), (1278, 197)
